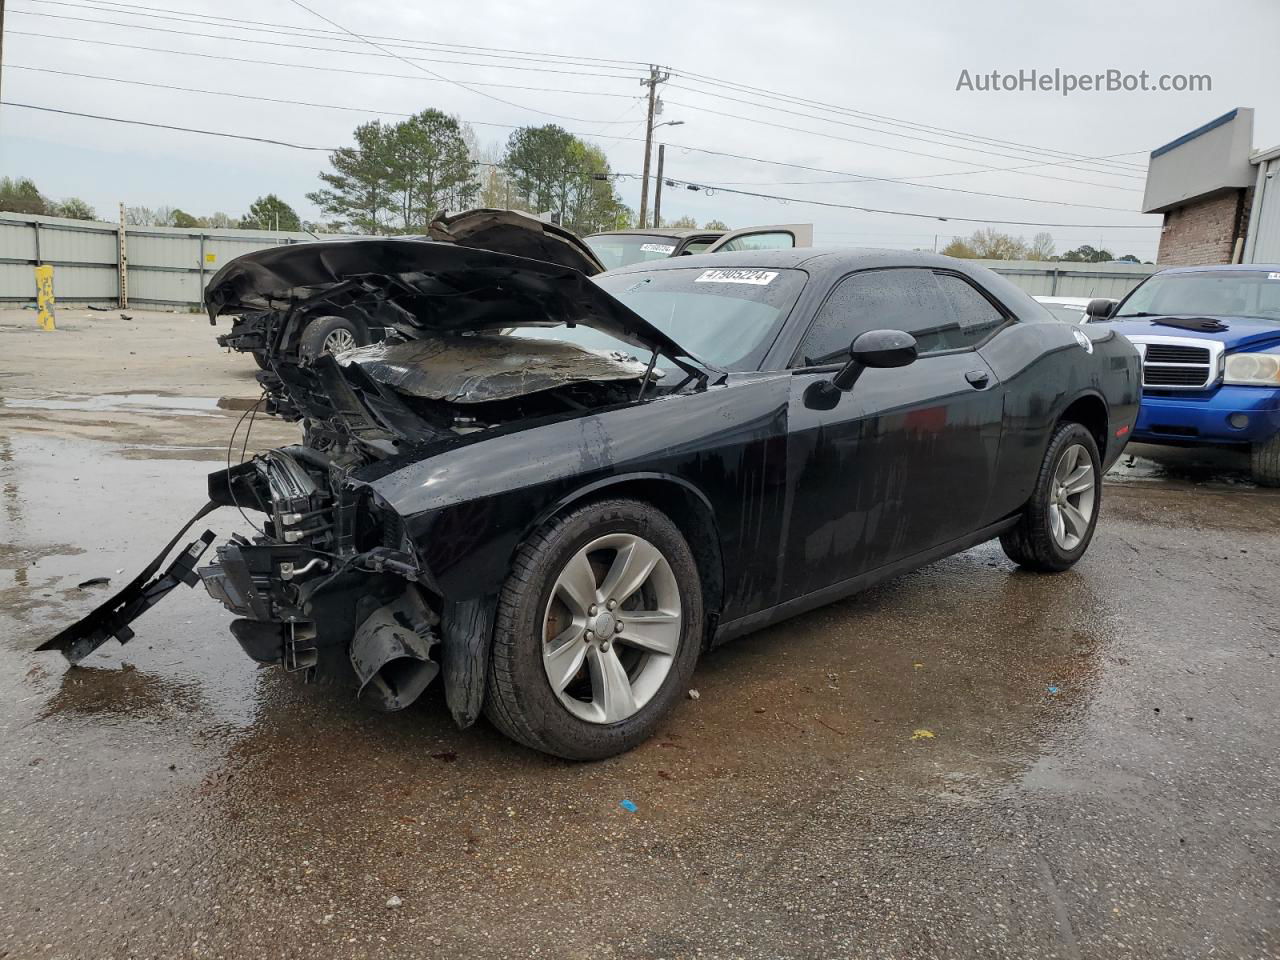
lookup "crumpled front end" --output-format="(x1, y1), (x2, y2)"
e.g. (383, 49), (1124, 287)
(193, 445), (441, 712)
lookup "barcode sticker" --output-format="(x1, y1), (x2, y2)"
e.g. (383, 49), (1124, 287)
(694, 269), (778, 285)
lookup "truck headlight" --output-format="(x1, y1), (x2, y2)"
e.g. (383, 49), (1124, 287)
(1224, 352), (1280, 387)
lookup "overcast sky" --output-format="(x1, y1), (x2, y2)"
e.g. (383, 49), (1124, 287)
(3, 0), (1278, 261)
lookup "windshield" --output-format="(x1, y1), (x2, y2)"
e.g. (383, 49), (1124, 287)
(1114, 270), (1280, 323)
(584, 234), (678, 270)
(502, 266), (807, 372)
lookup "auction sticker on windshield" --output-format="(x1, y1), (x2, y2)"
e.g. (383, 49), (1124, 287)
(640, 243), (676, 254)
(695, 269), (779, 285)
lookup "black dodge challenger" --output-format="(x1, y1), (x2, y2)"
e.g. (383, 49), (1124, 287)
(43, 224), (1140, 760)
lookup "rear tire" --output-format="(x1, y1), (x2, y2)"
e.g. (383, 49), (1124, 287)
(299, 314), (364, 360)
(1250, 434), (1280, 487)
(1001, 421), (1102, 572)
(484, 498), (703, 760)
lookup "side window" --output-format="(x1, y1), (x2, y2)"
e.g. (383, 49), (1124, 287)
(716, 231), (795, 253)
(933, 272), (1008, 348)
(793, 268), (957, 366)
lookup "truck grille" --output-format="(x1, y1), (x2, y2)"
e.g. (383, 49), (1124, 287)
(1144, 344), (1210, 364)
(1128, 336), (1220, 392)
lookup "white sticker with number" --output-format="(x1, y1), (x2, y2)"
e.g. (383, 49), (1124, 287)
(1269, 272), (1280, 280)
(639, 242), (676, 254)
(694, 269), (778, 285)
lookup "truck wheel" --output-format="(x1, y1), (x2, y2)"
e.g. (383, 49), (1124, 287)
(485, 498), (703, 760)
(1251, 434), (1280, 487)
(1000, 422), (1102, 572)
(299, 315), (364, 360)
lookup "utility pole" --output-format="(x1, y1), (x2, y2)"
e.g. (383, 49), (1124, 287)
(637, 64), (669, 229)
(653, 144), (666, 228)
(1, 0), (6, 129)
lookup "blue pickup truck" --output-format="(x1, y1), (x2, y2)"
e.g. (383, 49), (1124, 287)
(1086, 264), (1280, 486)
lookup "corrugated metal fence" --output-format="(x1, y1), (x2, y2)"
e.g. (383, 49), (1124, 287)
(1, 212), (1159, 309)
(0, 212), (337, 310)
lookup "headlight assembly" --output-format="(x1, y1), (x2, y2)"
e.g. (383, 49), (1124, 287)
(1224, 352), (1280, 387)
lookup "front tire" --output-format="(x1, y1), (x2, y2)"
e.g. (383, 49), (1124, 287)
(1001, 422), (1102, 572)
(484, 498), (704, 760)
(1251, 434), (1280, 487)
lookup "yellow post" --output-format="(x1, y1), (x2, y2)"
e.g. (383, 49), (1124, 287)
(35, 264), (56, 332)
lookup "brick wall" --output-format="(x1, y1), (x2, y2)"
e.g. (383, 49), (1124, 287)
(1156, 189), (1252, 265)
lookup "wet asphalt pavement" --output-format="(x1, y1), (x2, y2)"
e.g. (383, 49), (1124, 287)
(2, 367), (1279, 956)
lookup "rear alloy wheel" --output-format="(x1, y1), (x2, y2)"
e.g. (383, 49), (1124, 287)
(1001, 421), (1102, 571)
(485, 499), (703, 760)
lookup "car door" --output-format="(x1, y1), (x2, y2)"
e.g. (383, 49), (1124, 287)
(780, 267), (1008, 601)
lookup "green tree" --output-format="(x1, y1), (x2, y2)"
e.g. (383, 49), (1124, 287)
(704, 219), (730, 230)
(385, 110), (479, 229)
(243, 194), (302, 231)
(668, 215), (698, 228)
(171, 209), (200, 228)
(1115, 253), (1141, 263)
(0, 177), (48, 215)
(1061, 244), (1114, 263)
(309, 112), (479, 234)
(309, 120), (398, 234)
(501, 125), (629, 234)
(52, 197), (95, 220)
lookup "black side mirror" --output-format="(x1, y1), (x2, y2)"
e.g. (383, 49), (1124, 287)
(1086, 298), (1116, 320)
(805, 329), (918, 409)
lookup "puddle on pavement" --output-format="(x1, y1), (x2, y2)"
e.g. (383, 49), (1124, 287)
(1106, 442), (1255, 489)
(1, 392), (259, 417)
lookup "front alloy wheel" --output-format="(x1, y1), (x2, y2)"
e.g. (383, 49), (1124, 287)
(485, 498), (703, 760)
(542, 533), (682, 724)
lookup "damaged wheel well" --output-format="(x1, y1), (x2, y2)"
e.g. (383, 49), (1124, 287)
(535, 476), (725, 648)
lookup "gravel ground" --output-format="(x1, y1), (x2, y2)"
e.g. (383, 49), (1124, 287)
(1, 308), (1277, 959)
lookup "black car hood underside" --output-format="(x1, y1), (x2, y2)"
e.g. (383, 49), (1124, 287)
(203, 239), (698, 367)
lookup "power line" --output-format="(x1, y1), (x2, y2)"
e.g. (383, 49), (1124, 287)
(280, 0), (623, 126)
(17, 0), (652, 69)
(16, 0), (1152, 184)
(5, 9), (649, 83)
(12, 0), (1152, 181)
(13, 65), (1142, 213)
(666, 71), (1147, 174)
(14, 0), (1158, 193)
(1, 100), (339, 149)
(6, 32), (643, 100)
(660, 176), (1159, 229)
(1, 100), (1158, 231)
(660, 98), (1144, 191)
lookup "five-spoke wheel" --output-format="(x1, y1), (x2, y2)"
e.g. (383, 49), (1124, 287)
(1001, 421), (1102, 571)
(542, 533), (682, 724)
(485, 499), (703, 760)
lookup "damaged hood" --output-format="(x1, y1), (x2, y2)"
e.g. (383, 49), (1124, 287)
(204, 238), (697, 365)
(426, 208), (605, 275)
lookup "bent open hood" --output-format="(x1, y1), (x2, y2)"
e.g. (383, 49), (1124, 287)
(426, 208), (606, 275)
(204, 238), (698, 366)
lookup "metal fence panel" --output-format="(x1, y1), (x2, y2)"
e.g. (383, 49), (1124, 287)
(2, 212), (1161, 309)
